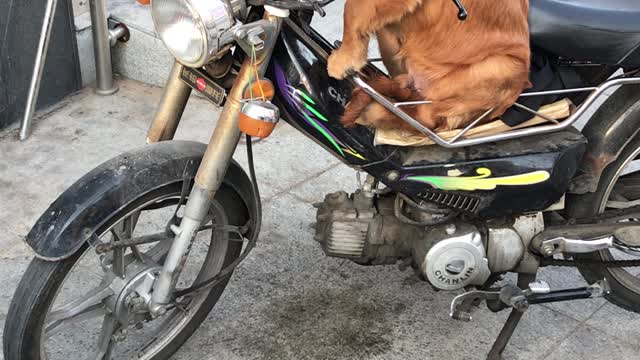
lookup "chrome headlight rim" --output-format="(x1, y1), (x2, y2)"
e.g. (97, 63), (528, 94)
(151, 0), (240, 68)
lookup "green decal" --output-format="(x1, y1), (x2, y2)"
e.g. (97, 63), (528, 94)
(404, 168), (551, 191)
(302, 111), (345, 157)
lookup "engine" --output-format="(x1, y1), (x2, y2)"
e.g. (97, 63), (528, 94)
(314, 190), (533, 290)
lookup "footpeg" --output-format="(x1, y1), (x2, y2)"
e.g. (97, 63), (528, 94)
(539, 236), (614, 256)
(449, 279), (609, 322)
(535, 224), (640, 256)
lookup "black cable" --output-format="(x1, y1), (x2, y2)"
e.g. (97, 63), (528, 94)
(174, 134), (262, 298)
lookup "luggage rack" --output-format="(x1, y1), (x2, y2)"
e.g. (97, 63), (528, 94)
(352, 75), (640, 149)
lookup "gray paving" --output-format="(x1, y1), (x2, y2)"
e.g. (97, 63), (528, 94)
(1, 1), (639, 359)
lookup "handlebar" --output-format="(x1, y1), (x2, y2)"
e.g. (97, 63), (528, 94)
(250, 0), (465, 21)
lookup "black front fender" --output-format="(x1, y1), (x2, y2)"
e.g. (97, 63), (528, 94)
(26, 141), (260, 261)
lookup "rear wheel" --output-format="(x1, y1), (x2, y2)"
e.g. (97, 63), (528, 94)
(567, 134), (640, 312)
(3, 182), (246, 359)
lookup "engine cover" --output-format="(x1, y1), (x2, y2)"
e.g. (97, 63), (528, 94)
(315, 191), (375, 258)
(423, 228), (491, 290)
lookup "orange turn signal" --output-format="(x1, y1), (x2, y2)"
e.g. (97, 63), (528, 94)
(238, 100), (280, 139)
(243, 79), (275, 101)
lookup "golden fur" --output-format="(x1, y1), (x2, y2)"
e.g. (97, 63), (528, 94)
(328, 0), (531, 131)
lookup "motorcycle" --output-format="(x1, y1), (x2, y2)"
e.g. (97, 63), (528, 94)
(6, 0), (640, 359)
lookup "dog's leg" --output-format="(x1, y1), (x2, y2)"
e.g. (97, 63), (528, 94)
(328, 0), (423, 79)
(342, 75), (418, 128)
(376, 28), (406, 77)
(358, 102), (420, 131)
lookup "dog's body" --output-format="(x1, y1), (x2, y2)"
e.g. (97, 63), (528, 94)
(328, 0), (531, 132)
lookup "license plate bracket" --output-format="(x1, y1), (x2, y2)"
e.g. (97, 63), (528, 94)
(180, 67), (227, 106)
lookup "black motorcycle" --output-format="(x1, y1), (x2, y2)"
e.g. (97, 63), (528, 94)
(6, 0), (640, 359)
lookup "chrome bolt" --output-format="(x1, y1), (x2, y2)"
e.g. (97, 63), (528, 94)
(113, 330), (128, 342)
(541, 243), (555, 256)
(512, 297), (529, 312)
(149, 303), (168, 317)
(386, 171), (400, 182)
(445, 224), (457, 235)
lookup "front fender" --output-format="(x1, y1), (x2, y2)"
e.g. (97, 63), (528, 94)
(26, 141), (260, 261)
(569, 84), (640, 194)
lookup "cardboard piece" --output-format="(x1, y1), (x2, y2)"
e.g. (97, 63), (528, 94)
(374, 99), (574, 146)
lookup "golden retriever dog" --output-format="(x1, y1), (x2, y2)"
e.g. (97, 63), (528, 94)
(328, 0), (531, 132)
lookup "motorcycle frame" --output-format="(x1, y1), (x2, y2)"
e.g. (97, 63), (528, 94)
(144, 7), (639, 309)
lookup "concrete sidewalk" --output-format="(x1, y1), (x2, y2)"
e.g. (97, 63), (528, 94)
(1, 78), (639, 360)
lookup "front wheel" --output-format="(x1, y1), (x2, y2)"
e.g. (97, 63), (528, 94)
(4, 181), (247, 359)
(567, 134), (640, 313)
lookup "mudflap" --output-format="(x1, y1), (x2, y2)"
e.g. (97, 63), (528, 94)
(570, 84), (640, 194)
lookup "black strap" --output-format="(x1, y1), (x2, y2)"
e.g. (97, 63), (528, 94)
(502, 53), (584, 127)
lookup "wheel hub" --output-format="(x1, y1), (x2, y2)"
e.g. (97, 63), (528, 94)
(105, 260), (161, 326)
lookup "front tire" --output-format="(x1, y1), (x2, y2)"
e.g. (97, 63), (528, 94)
(4, 182), (246, 359)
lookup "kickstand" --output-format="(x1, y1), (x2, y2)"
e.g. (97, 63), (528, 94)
(486, 273), (536, 360)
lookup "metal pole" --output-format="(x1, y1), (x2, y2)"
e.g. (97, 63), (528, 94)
(89, 0), (119, 95)
(19, 0), (58, 141)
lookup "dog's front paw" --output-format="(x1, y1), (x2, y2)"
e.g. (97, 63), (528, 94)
(328, 48), (367, 80)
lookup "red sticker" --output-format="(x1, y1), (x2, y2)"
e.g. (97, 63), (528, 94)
(196, 78), (207, 91)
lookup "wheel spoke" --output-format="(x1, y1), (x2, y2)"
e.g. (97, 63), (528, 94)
(95, 314), (120, 360)
(45, 284), (113, 339)
(110, 212), (142, 276)
(111, 212), (140, 241)
(111, 245), (126, 278)
(143, 219), (213, 263)
(146, 240), (173, 263)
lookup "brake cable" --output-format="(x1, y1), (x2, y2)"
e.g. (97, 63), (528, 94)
(174, 133), (262, 299)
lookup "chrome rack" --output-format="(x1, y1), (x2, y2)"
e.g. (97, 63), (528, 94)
(353, 75), (640, 149)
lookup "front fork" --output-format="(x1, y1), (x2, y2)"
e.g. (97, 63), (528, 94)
(146, 8), (286, 314)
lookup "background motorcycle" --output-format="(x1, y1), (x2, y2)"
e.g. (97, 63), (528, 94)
(5, 0), (640, 359)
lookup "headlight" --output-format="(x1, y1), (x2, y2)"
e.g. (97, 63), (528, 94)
(151, 0), (247, 67)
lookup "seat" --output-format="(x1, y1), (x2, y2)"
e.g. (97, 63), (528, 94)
(529, 0), (640, 66)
